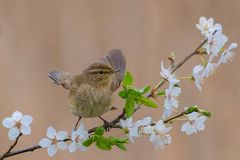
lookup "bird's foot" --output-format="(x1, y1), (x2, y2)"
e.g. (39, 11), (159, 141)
(98, 116), (111, 132)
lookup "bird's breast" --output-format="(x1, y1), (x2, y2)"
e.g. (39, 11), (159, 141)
(68, 83), (113, 118)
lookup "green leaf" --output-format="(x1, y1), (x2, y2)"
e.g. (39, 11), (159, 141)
(115, 138), (128, 143)
(118, 90), (128, 99)
(95, 136), (112, 150)
(94, 127), (104, 136)
(82, 138), (94, 147)
(185, 105), (199, 113)
(126, 87), (141, 97)
(199, 109), (212, 117)
(136, 96), (158, 108)
(124, 98), (135, 118)
(123, 71), (134, 86)
(115, 143), (127, 151)
(157, 90), (165, 96)
(138, 85), (151, 94)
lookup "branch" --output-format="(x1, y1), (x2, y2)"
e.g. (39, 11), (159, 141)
(0, 133), (22, 160)
(1, 37), (209, 159)
(149, 38), (208, 97)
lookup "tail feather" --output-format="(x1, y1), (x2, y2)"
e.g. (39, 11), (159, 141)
(48, 70), (73, 90)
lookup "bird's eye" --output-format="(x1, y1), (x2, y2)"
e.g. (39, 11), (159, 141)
(99, 70), (104, 74)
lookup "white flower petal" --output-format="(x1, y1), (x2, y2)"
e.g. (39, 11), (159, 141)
(2, 117), (15, 128)
(47, 127), (57, 139)
(120, 119), (126, 128)
(39, 138), (52, 148)
(181, 122), (189, 133)
(71, 131), (77, 141)
(125, 117), (133, 128)
(188, 112), (198, 121)
(47, 145), (58, 156)
(149, 132), (156, 142)
(12, 111), (23, 121)
(144, 125), (153, 135)
(68, 142), (77, 153)
(8, 127), (20, 140)
(78, 123), (85, 131)
(141, 117), (152, 126)
(20, 125), (31, 135)
(56, 131), (67, 140)
(57, 141), (67, 150)
(21, 115), (33, 126)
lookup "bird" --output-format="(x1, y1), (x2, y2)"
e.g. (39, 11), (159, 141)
(48, 49), (126, 131)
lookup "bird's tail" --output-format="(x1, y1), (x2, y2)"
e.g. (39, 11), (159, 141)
(48, 70), (73, 90)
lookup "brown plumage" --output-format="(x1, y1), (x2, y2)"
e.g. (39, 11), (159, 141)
(48, 49), (126, 118)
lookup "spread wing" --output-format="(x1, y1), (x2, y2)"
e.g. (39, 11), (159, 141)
(48, 70), (74, 90)
(98, 49), (126, 92)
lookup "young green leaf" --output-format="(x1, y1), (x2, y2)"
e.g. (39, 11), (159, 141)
(115, 143), (127, 151)
(124, 97), (135, 118)
(138, 85), (151, 94)
(127, 87), (142, 97)
(82, 138), (94, 147)
(95, 136), (112, 150)
(199, 109), (212, 117)
(136, 96), (158, 108)
(123, 71), (134, 86)
(94, 127), (105, 136)
(185, 105), (199, 113)
(157, 90), (165, 96)
(118, 90), (128, 99)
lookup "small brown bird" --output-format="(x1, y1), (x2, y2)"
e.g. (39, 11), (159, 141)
(48, 49), (126, 130)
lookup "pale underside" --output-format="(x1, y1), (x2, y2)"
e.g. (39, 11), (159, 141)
(68, 83), (113, 118)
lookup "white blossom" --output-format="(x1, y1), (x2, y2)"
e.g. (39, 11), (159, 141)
(120, 117), (152, 143)
(192, 65), (204, 91)
(39, 127), (68, 156)
(162, 86), (181, 118)
(162, 107), (174, 119)
(217, 43), (238, 66)
(160, 61), (180, 86)
(196, 17), (215, 38)
(204, 31), (228, 57)
(120, 117), (133, 129)
(201, 62), (217, 78)
(68, 123), (89, 153)
(149, 120), (172, 149)
(2, 111), (33, 140)
(181, 112), (207, 135)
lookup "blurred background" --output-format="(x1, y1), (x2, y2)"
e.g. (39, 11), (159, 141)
(0, 0), (239, 160)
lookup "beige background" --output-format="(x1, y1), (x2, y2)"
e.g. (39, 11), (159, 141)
(0, 0), (239, 160)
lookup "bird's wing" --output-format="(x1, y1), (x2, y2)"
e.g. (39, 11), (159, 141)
(98, 49), (126, 92)
(48, 70), (74, 90)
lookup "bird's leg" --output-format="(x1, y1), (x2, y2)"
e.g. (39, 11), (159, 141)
(73, 117), (82, 131)
(98, 116), (111, 132)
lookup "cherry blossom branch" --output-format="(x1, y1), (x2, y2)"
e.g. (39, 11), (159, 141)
(2, 109), (191, 159)
(149, 40), (206, 97)
(0, 134), (22, 160)
(0, 33), (213, 159)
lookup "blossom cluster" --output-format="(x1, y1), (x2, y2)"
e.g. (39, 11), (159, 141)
(159, 16), (237, 119)
(39, 123), (89, 156)
(120, 113), (208, 149)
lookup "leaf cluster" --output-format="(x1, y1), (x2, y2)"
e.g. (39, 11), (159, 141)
(119, 72), (158, 118)
(83, 127), (128, 151)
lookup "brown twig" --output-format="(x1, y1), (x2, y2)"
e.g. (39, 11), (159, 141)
(148, 38), (208, 98)
(1, 37), (210, 159)
(0, 133), (23, 160)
